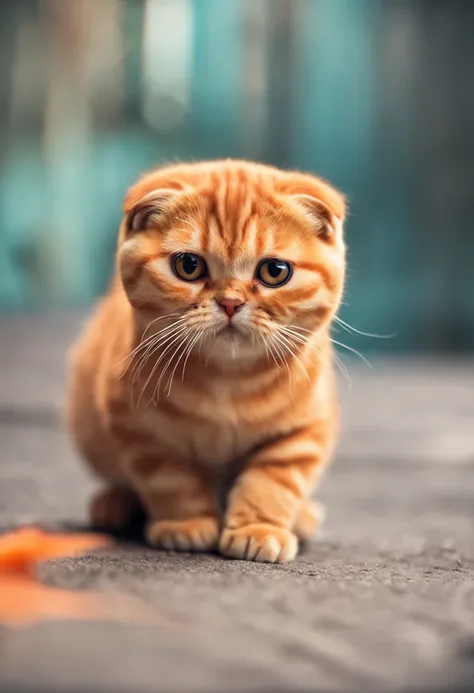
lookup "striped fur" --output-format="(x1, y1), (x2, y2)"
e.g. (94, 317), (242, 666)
(67, 159), (346, 562)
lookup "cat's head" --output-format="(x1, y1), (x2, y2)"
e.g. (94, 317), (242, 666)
(118, 160), (346, 365)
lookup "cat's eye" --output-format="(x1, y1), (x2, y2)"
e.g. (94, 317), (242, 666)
(172, 252), (207, 282)
(257, 258), (292, 287)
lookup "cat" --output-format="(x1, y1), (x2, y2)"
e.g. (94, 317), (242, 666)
(67, 159), (346, 563)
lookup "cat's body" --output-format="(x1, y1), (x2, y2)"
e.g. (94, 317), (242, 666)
(68, 159), (346, 562)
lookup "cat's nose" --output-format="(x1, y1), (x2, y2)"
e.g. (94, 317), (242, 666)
(217, 297), (245, 318)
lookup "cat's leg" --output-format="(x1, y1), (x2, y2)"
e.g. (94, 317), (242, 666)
(220, 426), (331, 563)
(90, 486), (142, 530)
(127, 449), (220, 552)
(293, 500), (326, 541)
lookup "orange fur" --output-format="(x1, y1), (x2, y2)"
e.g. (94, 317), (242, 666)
(67, 159), (346, 562)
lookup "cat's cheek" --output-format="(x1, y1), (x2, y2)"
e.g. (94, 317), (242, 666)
(146, 260), (205, 306)
(119, 256), (193, 313)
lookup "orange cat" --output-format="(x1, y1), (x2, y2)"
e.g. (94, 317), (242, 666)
(67, 159), (346, 562)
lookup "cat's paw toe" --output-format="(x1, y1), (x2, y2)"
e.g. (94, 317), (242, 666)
(219, 524), (298, 563)
(147, 517), (219, 552)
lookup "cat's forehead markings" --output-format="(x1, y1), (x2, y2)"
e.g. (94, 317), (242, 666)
(271, 220), (312, 256)
(205, 253), (256, 281)
(206, 226), (229, 260)
(223, 257), (257, 280)
(207, 213), (223, 239)
(257, 223), (277, 257)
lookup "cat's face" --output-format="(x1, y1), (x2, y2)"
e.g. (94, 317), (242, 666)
(118, 161), (346, 365)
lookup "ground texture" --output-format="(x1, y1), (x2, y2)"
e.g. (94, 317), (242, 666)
(0, 314), (473, 693)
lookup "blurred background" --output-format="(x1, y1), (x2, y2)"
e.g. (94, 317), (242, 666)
(1, 0), (474, 354)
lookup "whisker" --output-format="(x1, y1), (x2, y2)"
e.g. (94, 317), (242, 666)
(140, 312), (183, 339)
(279, 328), (323, 366)
(268, 334), (285, 362)
(198, 330), (206, 358)
(260, 334), (276, 370)
(285, 324), (314, 335)
(128, 312), (184, 360)
(130, 319), (188, 384)
(269, 335), (293, 382)
(166, 328), (202, 395)
(166, 332), (197, 396)
(181, 330), (204, 383)
(281, 325), (356, 386)
(269, 336), (297, 401)
(330, 339), (372, 368)
(137, 332), (185, 406)
(268, 340), (283, 372)
(152, 329), (193, 402)
(279, 326), (311, 347)
(117, 317), (181, 373)
(117, 333), (159, 379)
(118, 315), (187, 378)
(334, 316), (397, 340)
(205, 329), (218, 366)
(131, 324), (189, 393)
(333, 352), (352, 390)
(138, 327), (191, 405)
(274, 332), (312, 384)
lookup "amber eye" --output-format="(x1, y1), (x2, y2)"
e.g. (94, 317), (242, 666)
(257, 258), (292, 287)
(172, 253), (207, 281)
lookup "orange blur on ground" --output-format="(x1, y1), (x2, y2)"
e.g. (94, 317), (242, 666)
(0, 527), (111, 627)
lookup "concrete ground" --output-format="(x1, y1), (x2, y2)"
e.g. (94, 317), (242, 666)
(0, 314), (473, 693)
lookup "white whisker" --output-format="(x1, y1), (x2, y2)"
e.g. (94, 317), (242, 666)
(130, 317), (186, 376)
(269, 335), (293, 382)
(330, 339), (372, 368)
(166, 328), (202, 395)
(267, 339), (283, 372)
(333, 352), (352, 390)
(152, 329), (192, 402)
(205, 329), (218, 366)
(138, 327), (191, 405)
(140, 312), (183, 339)
(118, 314), (187, 380)
(182, 330), (204, 382)
(334, 316), (397, 340)
(274, 332), (312, 384)
(131, 324), (189, 394)
(285, 324), (314, 335)
(260, 334), (275, 370)
(279, 326), (310, 347)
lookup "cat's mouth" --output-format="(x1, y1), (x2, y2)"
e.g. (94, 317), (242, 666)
(215, 322), (249, 342)
(217, 324), (240, 339)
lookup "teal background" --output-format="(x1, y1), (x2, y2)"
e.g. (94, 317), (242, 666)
(1, 0), (473, 353)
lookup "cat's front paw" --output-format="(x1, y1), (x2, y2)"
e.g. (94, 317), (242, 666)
(219, 524), (298, 563)
(147, 516), (219, 552)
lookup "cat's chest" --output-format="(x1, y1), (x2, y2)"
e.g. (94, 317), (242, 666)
(141, 382), (273, 468)
(190, 418), (256, 467)
(185, 404), (263, 468)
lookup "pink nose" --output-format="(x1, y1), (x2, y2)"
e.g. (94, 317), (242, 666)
(218, 297), (245, 318)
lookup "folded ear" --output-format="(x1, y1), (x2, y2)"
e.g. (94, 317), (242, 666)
(124, 189), (179, 234)
(123, 165), (191, 234)
(292, 193), (343, 241)
(278, 173), (346, 241)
